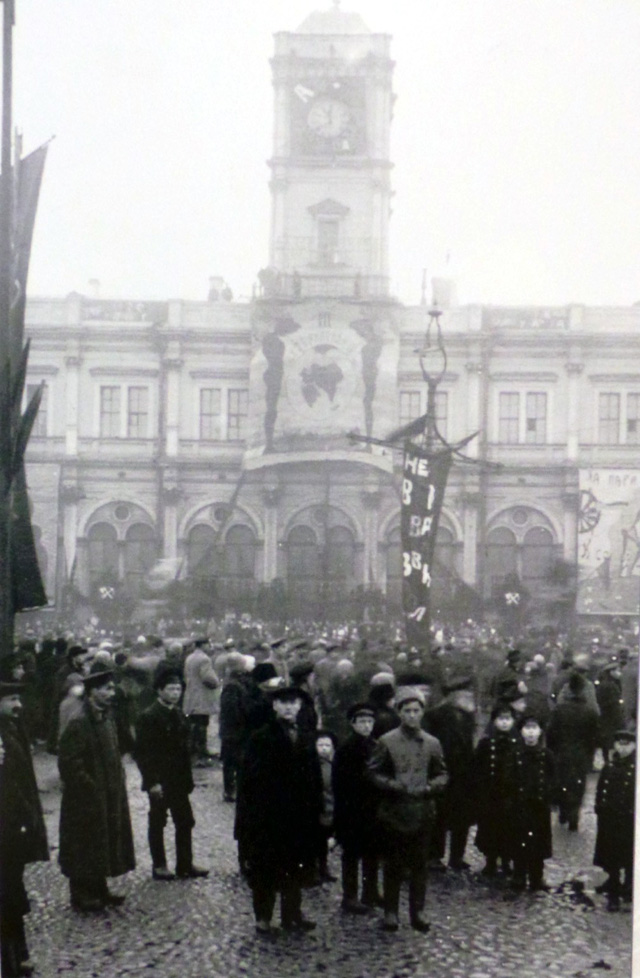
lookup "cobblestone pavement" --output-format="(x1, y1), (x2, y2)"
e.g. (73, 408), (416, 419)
(25, 750), (632, 978)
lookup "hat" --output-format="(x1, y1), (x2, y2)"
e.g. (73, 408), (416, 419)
(507, 648), (522, 662)
(395, 686), (426, 710)
(347, 702), (376, 722)
(612, 729), (635, 743)
(269, 684), (303, 703)
(397, 671), (430, 687)
(443, 676), (473, 695)
(67, 644), (86, 663)
(252, 662), (278, 684)
(289, 661), (314, 683)
(0, 656), (25, 697)
(491, 700), (515, 721)
(153, 662), (184, 691)
(83, 660), (115, 690)
(370, 671), (395, 688)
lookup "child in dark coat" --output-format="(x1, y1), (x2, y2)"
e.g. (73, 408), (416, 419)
(593, 728), (635, 910)
(315, 730), (337, 882)
(472, 701), (520, 876)
(511, 711), (555, 891)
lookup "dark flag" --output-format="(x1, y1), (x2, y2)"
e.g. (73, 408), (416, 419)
(5, 144), (49, 611)
(400, 442), (451, 648)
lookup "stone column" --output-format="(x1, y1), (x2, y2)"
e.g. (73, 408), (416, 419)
(565, 362), (584, 462)
(464, 362), (483, 459)
(163, 357), (182, 458)
(460, 490), (480, 586)
(361, 489), (381, 585)
(162, 486), (182, 560)
(261, 485), (282, 582)
(64, 353), (81, 456)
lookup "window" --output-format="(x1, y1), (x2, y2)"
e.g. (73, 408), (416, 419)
(399, 391), (422, 427)
(26, 382), (47, 437)
(99, 386), (121, 437)
(200, 388), (222, 440)
(525, 392), (547, 445)
(317, 219), (340, 265)
(626, 394), (640, 445)
(227, 389), (248, 441)
(127, 387), (149, 438)
(498, 393), (520, 444)
(599, 393), (620, 445)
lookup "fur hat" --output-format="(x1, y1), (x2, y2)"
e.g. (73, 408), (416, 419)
(395, 686), (425, 710)
(153, 662), (184, 691)
(252, 662), (278, 684)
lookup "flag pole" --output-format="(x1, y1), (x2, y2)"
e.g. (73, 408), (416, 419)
(0, 0), (15, 655)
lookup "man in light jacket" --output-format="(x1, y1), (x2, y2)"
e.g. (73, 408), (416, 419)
(367, 686), (448, 933)
(183, 638), (219, 765)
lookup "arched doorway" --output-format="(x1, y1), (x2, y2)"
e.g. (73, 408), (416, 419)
(186, 524), (217, 579)
(124, 523), (158, 594)
(221, 525), (257, 607)
(87, 523), (118, 588)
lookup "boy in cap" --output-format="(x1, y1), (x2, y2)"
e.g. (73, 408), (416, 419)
(135, 663), (209, 881)
(0, 662), (49, 976)
(593, 729), (635, 909)
(368, 687), (448, 932)
(240, 685), (322, 935)
(333, 702), (381, 913)
(511, 711), (555, 891)
(472, 701), (519, 877)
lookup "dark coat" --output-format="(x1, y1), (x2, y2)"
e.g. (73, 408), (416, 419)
(58, 702), (135, 881)
(236, 717), (322, 888)
(0, 715), (49, 914)
(135, 699), (194, 796)
(219, 675), (250, 762)
(424, 701), (476, 826)
(595, 673), (624, 751)
(472, 730), (520, 857)
(512, 743), (554, 861)
(333, 732), (378, 855)
(594, 753), (635, 871)
(546, 697), (599, 810)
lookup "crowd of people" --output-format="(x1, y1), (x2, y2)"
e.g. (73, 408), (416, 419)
(0, 614), (637, 973)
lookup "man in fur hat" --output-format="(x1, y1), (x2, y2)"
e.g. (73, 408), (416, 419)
(58, 661), (135, 911)
(0, 662), (49, 976)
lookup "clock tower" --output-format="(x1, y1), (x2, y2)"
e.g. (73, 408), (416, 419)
(268, 2), (395, 299)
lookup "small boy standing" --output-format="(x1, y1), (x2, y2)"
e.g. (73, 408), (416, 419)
(472, 701), (520, 877)
(333, 703), (380, 913)
(511, 711), (555, 891)
(315, 731), (338, 882)
(593, 728), (635, 910)
(135, 663), (209, 881)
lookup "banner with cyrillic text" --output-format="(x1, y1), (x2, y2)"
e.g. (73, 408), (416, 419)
(401, 442), (452, 648)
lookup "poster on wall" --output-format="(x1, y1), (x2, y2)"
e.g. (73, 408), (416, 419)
(577, 468), (640, 615)
(245, 302), (399, 461)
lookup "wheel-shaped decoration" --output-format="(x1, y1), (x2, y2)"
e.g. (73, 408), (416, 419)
(578, 489), (600, 533)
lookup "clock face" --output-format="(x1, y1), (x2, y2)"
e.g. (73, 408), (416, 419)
(290, 77), (366, 156)
(307, 99), (351, 138)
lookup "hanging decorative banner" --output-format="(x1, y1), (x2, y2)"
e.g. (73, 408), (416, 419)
(401, 441), (452, 648)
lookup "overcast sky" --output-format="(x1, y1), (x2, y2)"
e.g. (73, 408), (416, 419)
(13, 0), (640, 307)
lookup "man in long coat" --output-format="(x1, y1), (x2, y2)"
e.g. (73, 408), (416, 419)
(546, 670), (599, 831)
(238, 684), (322, 935)
(0, 668), (49, 976)
(58, 661), (135, 911)
(424, 677), (476, 870)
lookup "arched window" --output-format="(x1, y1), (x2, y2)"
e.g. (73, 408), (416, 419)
(486, 526), (517, 595)
(87, 523), (118, 585)
(522, 526), (555, 589)
(287, 525), (321, 582)
(124, 523), (157, 590)
(223, 525), (256, 580)
(327, 525), (355, 580)
(187, 524), (217, 579)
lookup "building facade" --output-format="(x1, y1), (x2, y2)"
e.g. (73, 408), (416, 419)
(23, 5), (640, 624)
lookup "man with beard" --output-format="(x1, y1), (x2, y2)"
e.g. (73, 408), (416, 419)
(239, 684), (322, 936)
(0, 663), (49, 976)
(58, 660), (135, 911)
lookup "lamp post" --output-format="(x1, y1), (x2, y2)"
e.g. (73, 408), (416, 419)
(416, 305), (447, 455)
